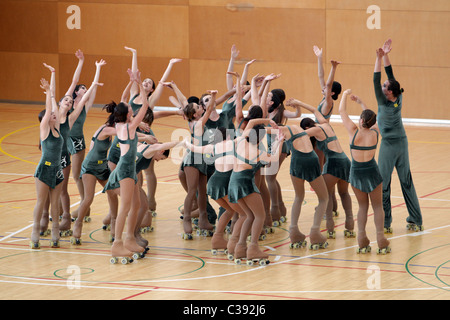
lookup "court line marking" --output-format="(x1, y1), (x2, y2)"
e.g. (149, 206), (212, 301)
(0, 125), (39, 165)
(0, 190), (103, 243)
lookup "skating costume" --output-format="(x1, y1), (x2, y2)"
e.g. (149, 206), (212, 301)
(34, 128), (64, 188)
(267, 124), (290, 157)
(315, 97), (333, 123)
(227, 139), (262, 203)
(315, 126), (350, 182)
(67, 105), (86, 154)
(181, 126), (208, 176)
(103, 124), (138, 191)
(79, 126), (112, 181)
(59, 116), (71, 169)
(206, 143), (234, 200)
(374, 65), (422, 227)
(131, 93), (155, 137)
(221, 97), (248, 135)
(285, 126), (321, 182)
(348, 129), (382, 193)
(135, 144), (153, 174)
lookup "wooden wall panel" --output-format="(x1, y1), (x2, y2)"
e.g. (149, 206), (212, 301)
(326, 9), (450, 68)
(0, 0), (448, 121)
(0, 1), (58, 53)
(0, 52), (59, 101)
(189, 6), (325, 63)
(57, 2), (189, 58)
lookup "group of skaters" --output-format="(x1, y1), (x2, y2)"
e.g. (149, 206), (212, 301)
(30, 39), (424, 265)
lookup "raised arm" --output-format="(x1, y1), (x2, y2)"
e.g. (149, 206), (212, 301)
(339, 89), (357, 136)
(130, 69), (150, 130)
(226, 45), (239, 90)
(162, 81), (188, 109)
(183, 138), (214, 155)
(260, 73), (281, 118)
(85, 59), (106, 111)
(240, 59), (256, 86)
(64, 49), (84, 97)
(322, 59), (340, 114)
(39, 78), (52, 139)
(69, 80), (103, 129)
(382, 38), (395, 81)
(125, 46), (139, 97)
(227, 71), (243, 122)
(288, 98), (327, 124)
(313, 45), (325, 89)
(373, 48), (387, 105)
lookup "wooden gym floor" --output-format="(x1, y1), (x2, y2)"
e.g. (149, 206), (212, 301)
(0, 102), (449, 300)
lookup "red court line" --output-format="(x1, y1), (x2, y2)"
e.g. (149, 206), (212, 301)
(5, 175), (31, 183)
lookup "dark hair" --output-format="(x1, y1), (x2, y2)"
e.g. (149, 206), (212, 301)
(184, 102), (198, 122)
(246, 124), (266, 145)
(244, 105), (263, 122)
(215, 127), (227, 143)
(331, 81), (342, 100)
(387, 79), (404, 98)
(144, 78), (156, 98)
(72, 84), (86, 100)
(103, 101), (129, 125)
(299, 117), (317, 148)
(199, 93), (211, 109)
(188, 96), (199, 104)
(269, 89), (287, 124)
(133, 108), (154, 126)
(360, 109), (377, 128)
(163, 148), (170, 158)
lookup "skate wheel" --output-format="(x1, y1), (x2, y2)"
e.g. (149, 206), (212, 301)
(332, 210), (339, 217)
(280, 216), (287, 223)
(211, 249), (218, 256)
(272, 221), (280, 227)
(259, 234), (266, 241)
(110, 257), (118, 264)
(227, 254), (234, 261)
(70, 237), (82, 245)
(151, 211), (157, 217)
(50, 240), (60, 248)
(132, 252), (143, 260)
(384, 227), (393, 234)
(247, 260), (254, 266)
(84, 217), (91, 223)
(327, 231), (336, 239)
(234, 258), (242, 265)
(30, 241), (40, 249)
(344, 230), (356, 238)
(182, 233), (193, 240)
(260, 259), (269, 266)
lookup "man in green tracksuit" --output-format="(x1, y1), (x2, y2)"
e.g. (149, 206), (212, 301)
(373, 39), (423, 232)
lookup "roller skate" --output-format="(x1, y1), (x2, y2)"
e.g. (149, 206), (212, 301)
(384, 226), (393, 234)
(233, 243), (248, 265)
(196, 218), (215, 237)
(344, 229), (356, 238)
(406, 223), (424, 232)
(124, 238), (146, 260)
(111, 240), (134, 264)
(49, 239), (60, 248)
(356, 245), (372, 254)
(30, 241), (41, 250)
(40, 212), (51, 237)
(309, 228), (328, 250)
(376, 233), (391, 255)
(289, 226), (307, 249)
(326, 230), (336, 239)
(59, 212), (72, 237)
(246, 244), (270, 266)
(211, 232), (228, 256)
(196, 228), (215, 237)
(103, 224), (111, 231)
(356, 232), (371, 254)
(70, 237), (82, 245)
(226, 236), (239, 261)
(181, 232), (194, 240)
(102, 213), (111, 231)
(150, 210), (157, 217)
(110, 256), (133, 265)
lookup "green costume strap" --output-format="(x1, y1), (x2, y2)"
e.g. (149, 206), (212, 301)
(68, 105), (86, 154)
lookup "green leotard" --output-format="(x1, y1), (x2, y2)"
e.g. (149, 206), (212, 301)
(227, 138), (262, 203)
(285, 126), (321, 182)
(79, 126), (112, 181)
(315, 97), (333, 123)
(103, 124), (138, 191)
(315, 126), (350, 182)
(206, 143), (234, 200)
(59, 116), (71, 169)
(348, 129), (382, 193)
(34, 128), (64, 188)
(135, 144), (153, 174)
(67, 105), (86, 154)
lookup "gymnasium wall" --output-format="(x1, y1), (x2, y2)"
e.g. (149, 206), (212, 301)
(0, 0), (449, 120)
